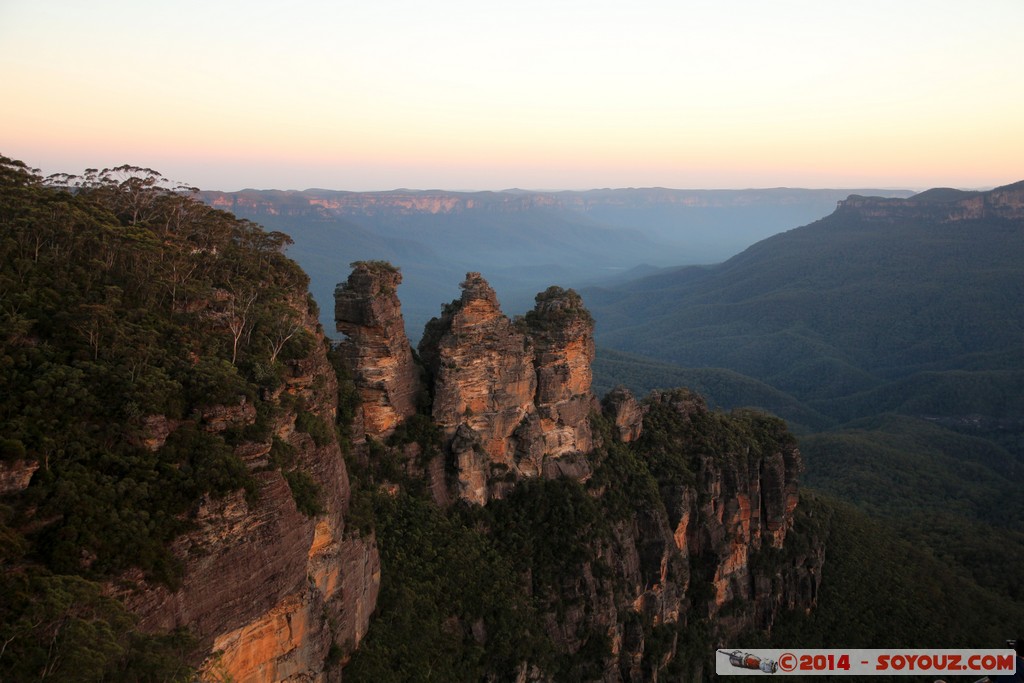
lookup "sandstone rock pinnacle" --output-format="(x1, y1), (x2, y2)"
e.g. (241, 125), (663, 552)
(601, 386), (644, 443)
(419, 273), (537, 503)
(518, 286), (595, 465)
(418, 274), (597, 504)
(335, 261), (421, 439)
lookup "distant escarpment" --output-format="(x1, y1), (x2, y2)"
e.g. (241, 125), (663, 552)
(334, 262), (822, 680)
(200, 186), (916, 220)
(837, 179), (1024, 222)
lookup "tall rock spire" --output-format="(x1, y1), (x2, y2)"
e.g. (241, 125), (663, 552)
(419, 273), (537, 503)
(335, 261), (421, 440)
(521, 286), (595, 461)
(418, 274), (597, 504)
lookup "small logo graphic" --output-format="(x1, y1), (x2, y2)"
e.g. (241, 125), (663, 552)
(777, 652), (797, 672)
(721, 650), (779, 674)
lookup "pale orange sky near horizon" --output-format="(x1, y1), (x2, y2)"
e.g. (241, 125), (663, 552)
(1, 0), (1022, 192)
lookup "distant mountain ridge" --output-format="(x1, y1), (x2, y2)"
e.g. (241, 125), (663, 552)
(587, 180), (1024, 403)
(836, 179), (1024, 221)
(201, 186), (916, 218)
(198, 186), (915, 339)
(584, 180), (1024, 613)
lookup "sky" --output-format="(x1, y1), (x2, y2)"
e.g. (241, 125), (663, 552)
(1, 0), (1022, 192)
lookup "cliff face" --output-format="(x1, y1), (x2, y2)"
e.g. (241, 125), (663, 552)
(642, 391), (815, 638)
(0, 160), (390, 683)
(601, 386), (645, 444)
(415, 273), (595, 504)
(335, 261), (422, 440)
(836, 180), (1024, 222)
(119, 295), (380, 682)
(0, 459), (38, 496)
(519, 389), (818, 680)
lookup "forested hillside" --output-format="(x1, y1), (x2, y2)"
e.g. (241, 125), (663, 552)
(587, 183), (1024, 624)
(0, 157), (341, 679)
(588, 184), (1024, 395)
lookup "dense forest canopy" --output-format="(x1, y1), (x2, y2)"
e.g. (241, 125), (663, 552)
(0, 156), (322, 680)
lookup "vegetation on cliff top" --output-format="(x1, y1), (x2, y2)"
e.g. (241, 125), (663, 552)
(0, 156), (323, 679)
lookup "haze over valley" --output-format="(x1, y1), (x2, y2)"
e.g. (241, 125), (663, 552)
(198, 186), (915, 337)
(4, 0), (1023, 678)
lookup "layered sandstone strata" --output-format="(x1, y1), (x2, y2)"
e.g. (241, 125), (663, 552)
(518, 286), (595, 466)
(419, 273), (538, 503)
(416, 274), (598, 504)
(644, 390), (813, 637)
(601, 386), (645, 444)
(118, 294), (380, 682)
(335, 261), (422, 440)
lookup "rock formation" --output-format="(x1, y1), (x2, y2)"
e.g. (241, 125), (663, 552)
(418, 273), (537, 503)
(520, 286), (595, 465)
(335, 261), (422, 440)
(0, 458), (38, 496)
(601, 386), (645, 443)
(543, 388), (819, 678)
(836, 180), (1024, 222)
(415, 273), (596, 504)
(641, 390), (814, 637)
(327, 264), (822, 678)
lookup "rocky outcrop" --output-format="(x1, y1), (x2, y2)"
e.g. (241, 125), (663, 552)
(521, 286), (595, 462)
(643, 390), (816, 638)
(0, 458), (38, 496)
(328, 264), (821, 679)
(118, 296), (380, 682)
(511, 389), (820, 679)
(335, 261), (422, 440)
(602, 386), (645, 443)
(419, 273), (538, 504)
(416, 273), (597, 504)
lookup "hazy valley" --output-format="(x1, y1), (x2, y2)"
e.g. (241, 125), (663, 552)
(584, 182), (1024, 620)
(2, 156), (1021, 681)
(198, 187), (914, 338)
